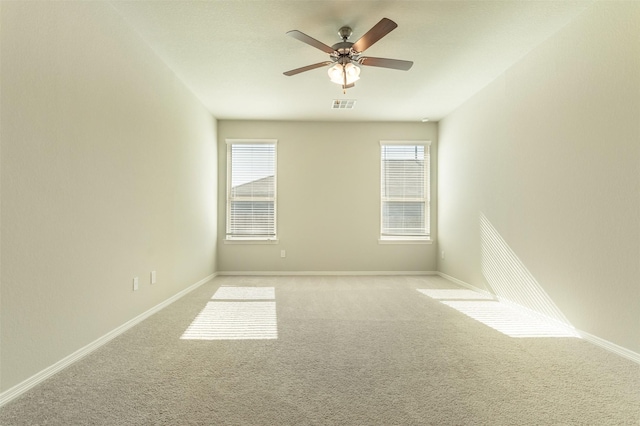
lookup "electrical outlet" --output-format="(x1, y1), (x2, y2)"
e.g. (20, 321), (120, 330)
(133, 277), (139, 291)
(280, 250), (286, 258)
(151, 270), (156, 284)
(441, 250), (445, 260)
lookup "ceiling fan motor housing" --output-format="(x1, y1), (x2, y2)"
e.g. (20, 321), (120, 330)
(330, 26), (359, 64)
(331, 41), (358, 64)
(338, 26), (353, 40)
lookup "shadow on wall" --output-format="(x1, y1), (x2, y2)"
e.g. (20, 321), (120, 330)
(479, 212), (578, 335)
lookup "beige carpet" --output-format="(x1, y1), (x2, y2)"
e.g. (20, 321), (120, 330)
(1, 275), (639, 425)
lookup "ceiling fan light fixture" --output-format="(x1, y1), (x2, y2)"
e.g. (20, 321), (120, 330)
(328, 63), (360, 85)
(327, 64), (343, 83)
(345, 62), (361, 81)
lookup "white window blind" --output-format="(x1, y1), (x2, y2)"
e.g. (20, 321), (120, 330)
(380, 142), (430, 239)
(226, 140), (277, 240)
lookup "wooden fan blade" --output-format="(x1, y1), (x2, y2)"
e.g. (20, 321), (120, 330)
(359, 56), (413, 71)
(351, 18), (398, 53)
(286, 30), (336, 54)
(283, 61), (333, 76)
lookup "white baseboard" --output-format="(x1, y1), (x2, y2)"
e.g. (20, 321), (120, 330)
(217, 271), (438, 276)
(578, 330), (640, 364)
(437, 272), (640, 365)
(0, 273), (217, 408)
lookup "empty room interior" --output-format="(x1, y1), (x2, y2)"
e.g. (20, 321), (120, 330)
(1, 1), (639, 424)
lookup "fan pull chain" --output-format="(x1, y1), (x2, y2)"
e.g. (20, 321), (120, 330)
(343, 66), (347, 94)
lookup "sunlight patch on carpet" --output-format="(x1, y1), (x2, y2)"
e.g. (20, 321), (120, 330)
(418, 288), (579, 338)
(181, 301), (277, 340)
(212, 286), (275, 300)
(442, 300), (579, 338)
(182, 286), (278, 340)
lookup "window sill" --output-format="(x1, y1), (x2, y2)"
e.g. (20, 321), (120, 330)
(378, 237), (432, 245)
(224, 238), (279, 245)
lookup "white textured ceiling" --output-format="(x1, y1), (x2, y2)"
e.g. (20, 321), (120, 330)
(110, 1), (593, 122)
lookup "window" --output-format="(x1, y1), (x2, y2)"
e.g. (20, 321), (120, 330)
(226, 140), (277, 241)
(380, 141), (430, 242)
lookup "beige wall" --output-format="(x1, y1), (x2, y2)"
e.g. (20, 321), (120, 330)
(0, 2), (218, 391)
(217, 121), (438, 273)
(438, 2), (640, 352)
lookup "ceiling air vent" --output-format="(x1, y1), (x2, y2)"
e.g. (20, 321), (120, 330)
(331, 99), (356, 110)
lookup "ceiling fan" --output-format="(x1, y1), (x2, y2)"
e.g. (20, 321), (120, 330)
(283, 18), (413, 92)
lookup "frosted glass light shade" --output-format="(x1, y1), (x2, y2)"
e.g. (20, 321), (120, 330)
(328, 63), (360, 85)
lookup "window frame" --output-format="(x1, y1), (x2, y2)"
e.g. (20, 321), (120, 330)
(379, 140), (431, 244)
(225, 139), (278, 243)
